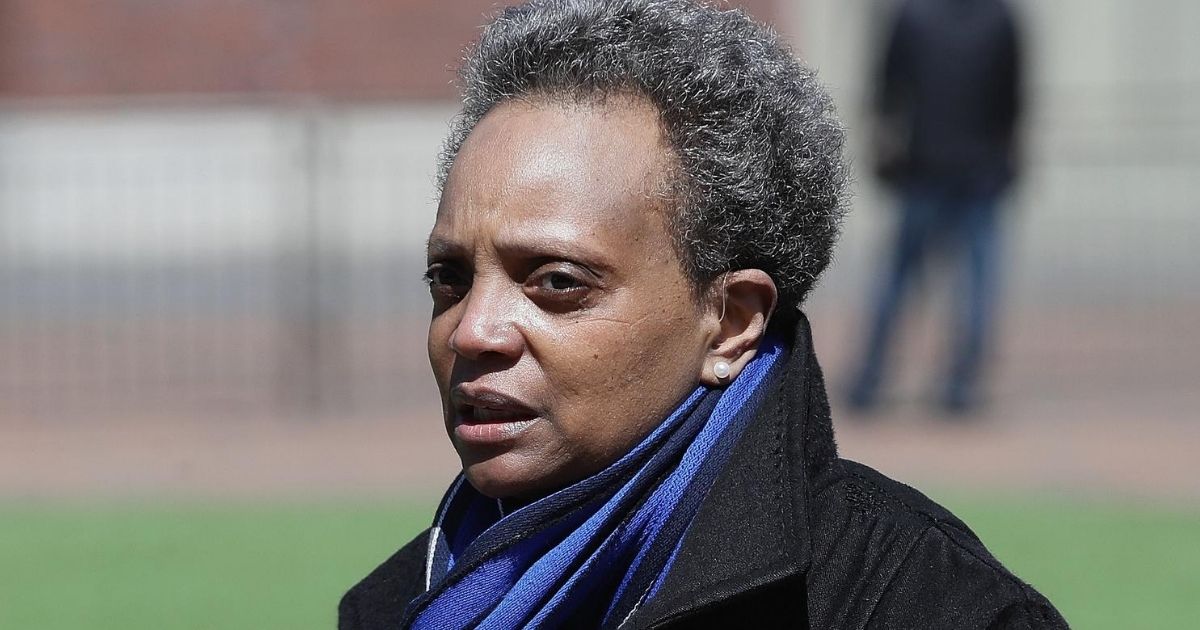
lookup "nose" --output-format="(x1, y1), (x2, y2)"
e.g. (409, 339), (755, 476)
(447, 280), (525, 362)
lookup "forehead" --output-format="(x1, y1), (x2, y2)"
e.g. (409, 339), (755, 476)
(432, 96), (676, 253)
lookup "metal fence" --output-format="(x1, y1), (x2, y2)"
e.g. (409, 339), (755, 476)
(0, 101), (450, 420)
(1, 89), (1198, 422)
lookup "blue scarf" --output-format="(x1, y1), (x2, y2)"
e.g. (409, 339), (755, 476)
(404, 337), (784, 629)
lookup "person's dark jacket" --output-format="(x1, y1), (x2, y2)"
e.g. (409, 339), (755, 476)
(339, 314), (1067, 629)
(876, 0), (1023, 194)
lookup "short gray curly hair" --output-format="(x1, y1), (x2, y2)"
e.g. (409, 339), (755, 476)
(439, 0), (848, 311)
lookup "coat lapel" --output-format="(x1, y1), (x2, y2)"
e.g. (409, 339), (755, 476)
(626, 313), (834, 628)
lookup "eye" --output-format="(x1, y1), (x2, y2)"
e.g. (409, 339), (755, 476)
(424, 265), (460, 287)
(424, 263), (470, 304)
(524, 264), (595, 312)
(538, 271), (584, 292)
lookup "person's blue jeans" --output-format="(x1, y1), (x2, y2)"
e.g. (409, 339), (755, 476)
(849, 185), (1002, 411)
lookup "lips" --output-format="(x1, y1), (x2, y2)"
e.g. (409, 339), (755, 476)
(451, 387), (540, 444)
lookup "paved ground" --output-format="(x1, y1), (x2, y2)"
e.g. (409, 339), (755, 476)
(2, 304), (1198, 504)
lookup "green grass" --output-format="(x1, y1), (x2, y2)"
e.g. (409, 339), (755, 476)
(1, 495), (1197, 629)
(936, 494), (1200, 630)
(0, 501), (432, 630)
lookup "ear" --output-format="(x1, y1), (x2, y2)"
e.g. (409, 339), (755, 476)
(698, 269), (778, 386)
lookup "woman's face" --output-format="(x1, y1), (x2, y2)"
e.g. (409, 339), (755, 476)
(427, 96), (718, 500)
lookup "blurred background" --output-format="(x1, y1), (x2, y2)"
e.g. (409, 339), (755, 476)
(0, 1), (1196, 628)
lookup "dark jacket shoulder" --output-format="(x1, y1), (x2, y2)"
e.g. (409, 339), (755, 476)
(339, 528), (430, 630)
(807, 458), (1066, 628)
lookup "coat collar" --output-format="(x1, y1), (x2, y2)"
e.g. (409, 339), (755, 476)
(625, 312), (836, 628)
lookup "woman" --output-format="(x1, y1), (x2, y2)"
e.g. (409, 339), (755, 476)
(340, 1), (1067, 628)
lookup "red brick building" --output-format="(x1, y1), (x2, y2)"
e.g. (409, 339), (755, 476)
(0, 0), (780, 100)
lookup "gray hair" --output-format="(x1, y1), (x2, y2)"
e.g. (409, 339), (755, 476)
(439, 0), (848, 311)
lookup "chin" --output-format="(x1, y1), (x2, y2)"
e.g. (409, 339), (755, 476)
(458, 451), (571, 501)
(462, 459), (545, 501)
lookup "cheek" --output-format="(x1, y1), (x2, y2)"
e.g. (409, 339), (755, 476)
(538, 300), (705, 437)
(427, 315), (456, 391)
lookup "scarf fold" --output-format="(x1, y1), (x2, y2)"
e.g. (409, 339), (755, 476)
(404, 337), (785, 629)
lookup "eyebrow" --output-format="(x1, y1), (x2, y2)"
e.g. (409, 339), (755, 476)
(426, 236), (465, 261)
(425, 233), (618, 275)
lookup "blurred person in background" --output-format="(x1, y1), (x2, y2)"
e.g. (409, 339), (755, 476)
(339, 1), (1063, 628)
(847, 0), (1024, 414)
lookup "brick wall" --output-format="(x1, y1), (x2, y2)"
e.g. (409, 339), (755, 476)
(0, 0), (780, 100)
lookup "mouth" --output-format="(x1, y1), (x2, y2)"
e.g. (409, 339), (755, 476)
(451, 387), (540, 444)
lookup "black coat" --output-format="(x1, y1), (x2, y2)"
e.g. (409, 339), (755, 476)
(339, 315), (1067, 629)
(877, 0), (1023, 194)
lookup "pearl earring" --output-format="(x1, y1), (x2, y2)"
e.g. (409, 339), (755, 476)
(713, 361), (731, 380)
